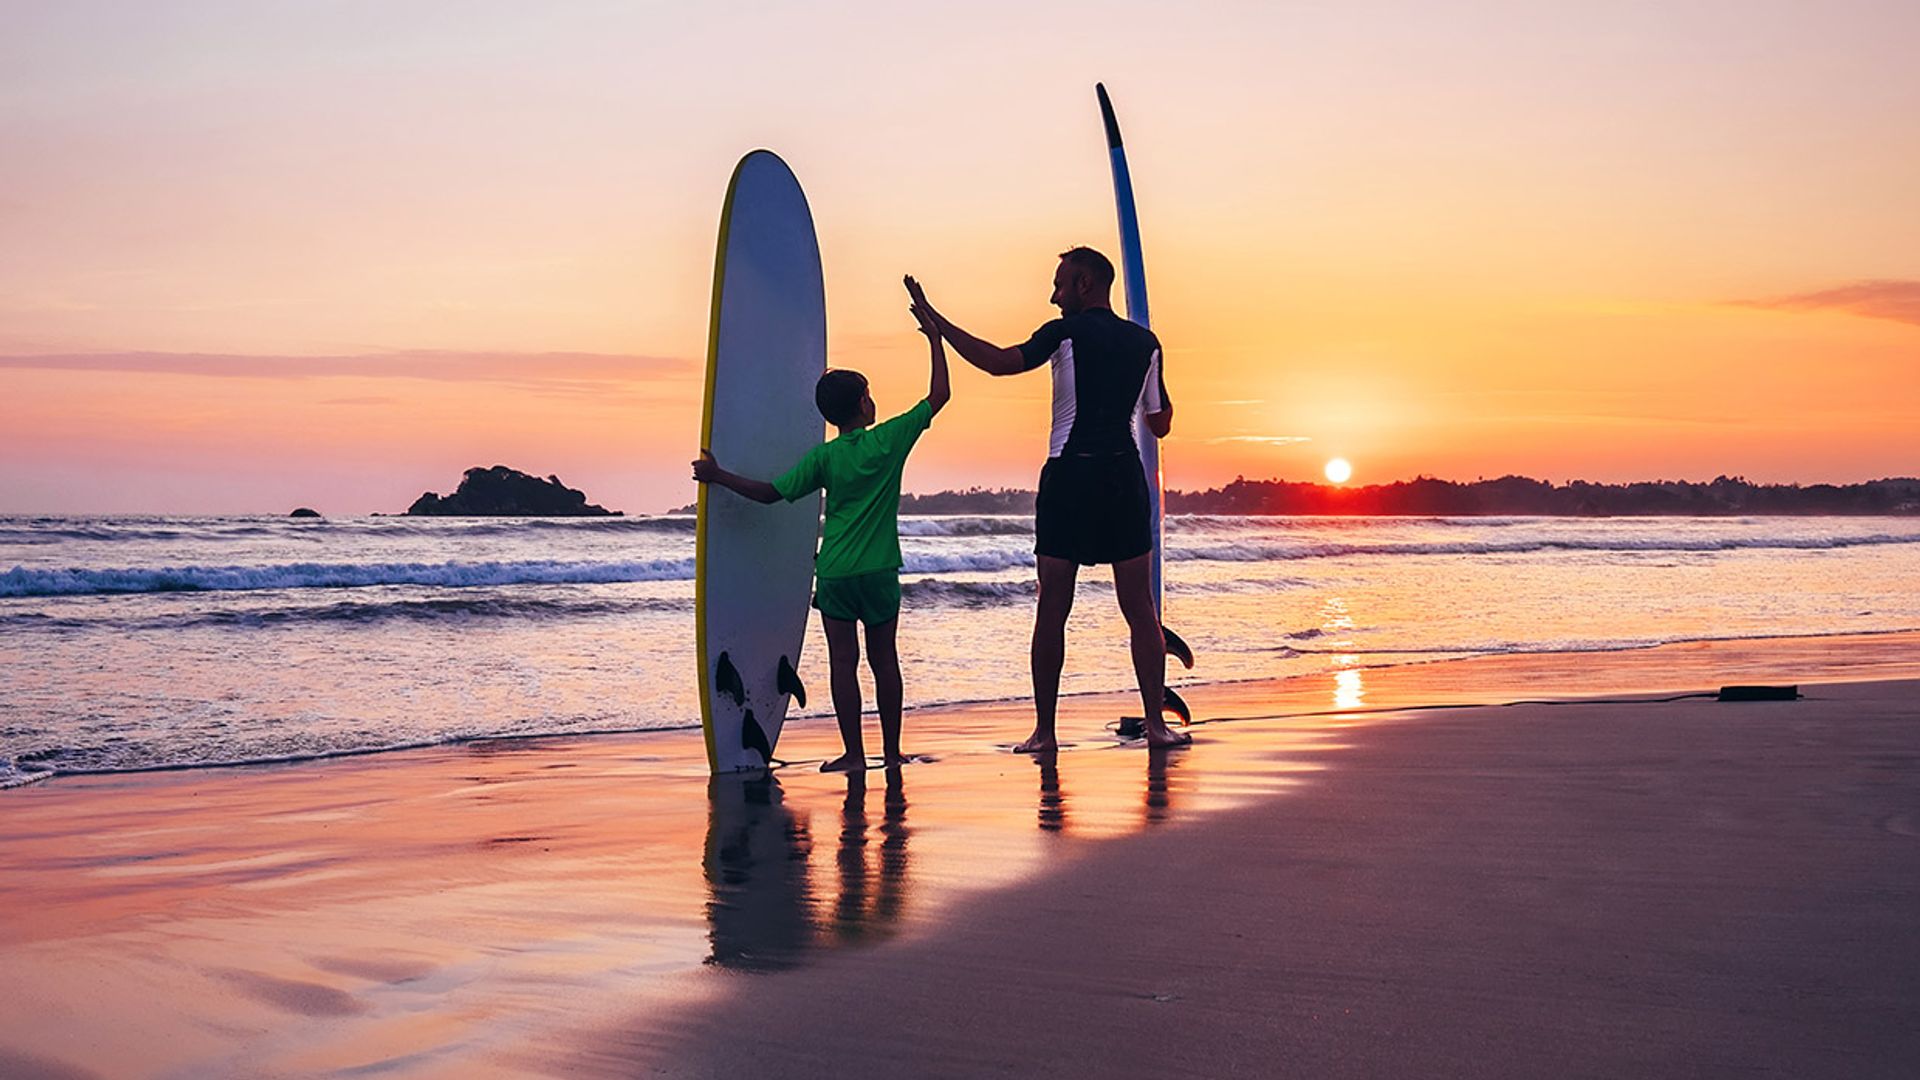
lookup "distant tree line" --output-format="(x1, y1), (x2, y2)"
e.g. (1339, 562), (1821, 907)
(1163, 475), (1920, 516)
(897, 487), (1037, 514)
(670, 476), (1920, 516)
(885, 475), (1920, 516)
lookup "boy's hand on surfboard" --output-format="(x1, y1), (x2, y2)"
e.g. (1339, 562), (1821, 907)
(691, 449), (722, 484)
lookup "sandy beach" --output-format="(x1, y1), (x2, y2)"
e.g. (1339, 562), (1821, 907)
(3, 632), (1918, 1078)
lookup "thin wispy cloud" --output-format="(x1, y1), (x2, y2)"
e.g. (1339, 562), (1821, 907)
(1203, 435), (1313, 446)
(0, 350), (697, 396)
(1739, 280), (1920, 328)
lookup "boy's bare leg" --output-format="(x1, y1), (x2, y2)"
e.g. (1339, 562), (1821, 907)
(864, 617), (907, 764)
(820, 614), (866, 771)
(1113, 553), (1188, 748)
(1016, 555), (1079, 753)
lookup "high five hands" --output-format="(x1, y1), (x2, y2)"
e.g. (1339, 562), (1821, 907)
(904, 275), (940, 339)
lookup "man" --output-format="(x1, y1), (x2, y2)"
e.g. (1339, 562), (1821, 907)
(905, 248), (1186, 752)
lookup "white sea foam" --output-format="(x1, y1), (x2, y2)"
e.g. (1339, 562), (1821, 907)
(10, 530), (1916, 597)
(897, 517), (1033, 537)
(0, 558), (695, 597)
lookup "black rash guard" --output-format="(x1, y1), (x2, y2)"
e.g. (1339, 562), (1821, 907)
(1016, 308), (1169, 458)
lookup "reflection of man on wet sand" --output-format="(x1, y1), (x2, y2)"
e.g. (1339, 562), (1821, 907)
(907, 252), (1187, 753)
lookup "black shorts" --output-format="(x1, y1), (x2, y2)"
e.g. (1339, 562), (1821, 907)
(1034, 453), (1152, 565)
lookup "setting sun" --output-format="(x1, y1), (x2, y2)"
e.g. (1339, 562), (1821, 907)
(1324, 458), (1353, 484)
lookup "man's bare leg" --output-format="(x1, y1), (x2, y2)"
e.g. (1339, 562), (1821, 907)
(1016, 555), (1079, 753)
(820, 614), (866, 771)
(865, 617), (907, 764)
(1113, 553), (1188, 748)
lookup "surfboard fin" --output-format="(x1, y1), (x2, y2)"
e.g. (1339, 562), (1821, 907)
(715, 651), (746, 708)
(776, 655), (806, 709)
(740, 708), (782, 768)
(1163, 626), (1194, 670)
(1164, 686), (1192, 726)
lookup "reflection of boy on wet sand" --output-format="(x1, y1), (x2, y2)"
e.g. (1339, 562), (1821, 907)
(832, 769), (912, 940)
(703, 770), (914, 970)
(694, 286), (951, 771)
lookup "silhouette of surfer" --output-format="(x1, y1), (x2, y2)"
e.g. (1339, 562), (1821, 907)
(906, 252), (1188, 752)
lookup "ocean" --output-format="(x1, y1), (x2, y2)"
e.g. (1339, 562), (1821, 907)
(4, 514), (1918, 787)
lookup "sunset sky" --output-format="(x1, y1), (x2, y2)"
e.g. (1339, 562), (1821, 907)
(4, 1), (1916, 514)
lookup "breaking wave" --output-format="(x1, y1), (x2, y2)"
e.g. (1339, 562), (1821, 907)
(8, 530), (1917, 599)
(0, 559), (695, 597)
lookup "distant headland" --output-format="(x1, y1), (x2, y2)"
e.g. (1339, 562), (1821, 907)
(671, 475), (1920, 516)
(407, 465), (620, 517)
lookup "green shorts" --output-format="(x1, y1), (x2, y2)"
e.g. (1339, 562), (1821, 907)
(812, 570), (901, 626)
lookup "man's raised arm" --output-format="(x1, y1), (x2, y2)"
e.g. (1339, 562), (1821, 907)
(904, 276), (1026, 376)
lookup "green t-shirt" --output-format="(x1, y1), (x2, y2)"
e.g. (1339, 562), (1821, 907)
(772, 399), (933, 580)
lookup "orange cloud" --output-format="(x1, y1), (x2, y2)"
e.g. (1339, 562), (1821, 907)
(0, 350), (695, 393)
(1739, 281), (1920, 328)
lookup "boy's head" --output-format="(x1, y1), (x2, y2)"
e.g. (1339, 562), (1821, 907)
(815, 369), (875, 429)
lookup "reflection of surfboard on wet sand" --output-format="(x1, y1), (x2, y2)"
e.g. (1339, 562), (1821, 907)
(1098, 82), (1194, 727)
(696, 150), (826, 773)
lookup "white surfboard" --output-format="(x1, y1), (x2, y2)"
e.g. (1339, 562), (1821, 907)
(697, 150), (826, 772)
(1097, 83), (1194, 720)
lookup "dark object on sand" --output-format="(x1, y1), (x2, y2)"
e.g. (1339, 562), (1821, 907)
(406, 465), (621, 516)
(1117, 687), (1193, 739)
(289, 507), (321, 518)
(1719, 685), (1801, 701)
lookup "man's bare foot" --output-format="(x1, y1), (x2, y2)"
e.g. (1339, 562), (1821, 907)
(1011, 732), (1058, 754)
(1143, 725), (1192, 749)
(820, 753), (865, 773)
(883, 752), (916, 767)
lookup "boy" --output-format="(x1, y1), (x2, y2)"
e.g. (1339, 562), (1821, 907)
(692, 278), (950, 771)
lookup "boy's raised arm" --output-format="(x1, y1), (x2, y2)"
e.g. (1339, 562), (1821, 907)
(691, 450), (780, 504)
(904, 275), (1025, 377)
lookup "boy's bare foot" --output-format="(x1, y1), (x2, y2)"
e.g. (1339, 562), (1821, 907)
(1143, 726), (1191, 749)
(1011, 732), (1058, 754)
(820, 753), (865, 773)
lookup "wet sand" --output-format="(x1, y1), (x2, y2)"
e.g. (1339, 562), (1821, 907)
(2, 632), (1918, 1078)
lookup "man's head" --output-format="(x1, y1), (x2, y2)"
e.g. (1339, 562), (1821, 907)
(814, 368), (874, 429)
(1050, 246), (1116, 315)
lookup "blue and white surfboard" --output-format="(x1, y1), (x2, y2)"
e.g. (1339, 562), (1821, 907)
(1097, 83), (1194, 718)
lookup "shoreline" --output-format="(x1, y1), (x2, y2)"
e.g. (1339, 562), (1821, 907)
(8, 627), (1919, 791)
(2, 633), (1916, 1077)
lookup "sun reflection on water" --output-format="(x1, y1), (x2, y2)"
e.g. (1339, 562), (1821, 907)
(1333, 666), (1365, 710)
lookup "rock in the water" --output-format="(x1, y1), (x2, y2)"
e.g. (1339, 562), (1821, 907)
(289, 507), (322, 518)
(406, 465), (620, 517)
